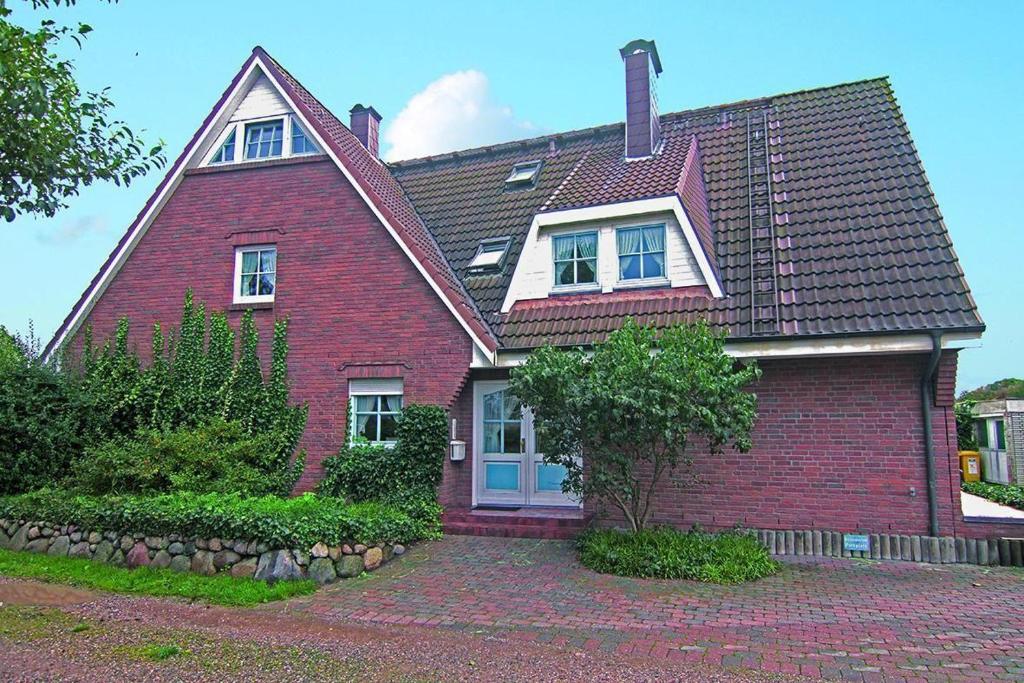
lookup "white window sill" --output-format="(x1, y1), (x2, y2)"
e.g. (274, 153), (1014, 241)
(614, 277), (670, 291)
(233, 296), (275, 306)
(550, 283), (601, 296)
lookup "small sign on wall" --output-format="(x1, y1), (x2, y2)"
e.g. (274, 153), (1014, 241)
(843, 534), (870, 552)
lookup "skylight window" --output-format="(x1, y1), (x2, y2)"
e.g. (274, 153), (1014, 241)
(210, 130), (236, 164)
(467, 237), (511, 273)
(505, 160), (542, 188)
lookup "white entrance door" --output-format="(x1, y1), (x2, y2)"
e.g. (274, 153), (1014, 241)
(473, 381), (578, 507)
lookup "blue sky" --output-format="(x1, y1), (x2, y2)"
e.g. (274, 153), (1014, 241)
(2, 0), (1021, 391)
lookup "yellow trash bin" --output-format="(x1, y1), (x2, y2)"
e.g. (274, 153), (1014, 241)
(959, 451), (981, 482)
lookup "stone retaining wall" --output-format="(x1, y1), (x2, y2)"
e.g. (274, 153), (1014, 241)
(755, 528), (1024, 567)
(0, 518), (405, 584)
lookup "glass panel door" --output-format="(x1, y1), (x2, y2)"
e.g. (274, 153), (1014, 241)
(476, 383), (526, 505)
(523, 408), (579, 507)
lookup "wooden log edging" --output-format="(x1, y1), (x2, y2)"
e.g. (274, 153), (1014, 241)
(753, 529), (1024, 567)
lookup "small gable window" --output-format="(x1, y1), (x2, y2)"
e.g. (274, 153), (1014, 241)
(234, 245), (277, 304)
(467, 237), (511, 273)
(553, 232), (598, 287)
(244, 119), (284, 160)
(617, 225), (666, 281)
(505, 160), (542, 188)
(210, 130), (236, 164)
(291, 118), (319, 155)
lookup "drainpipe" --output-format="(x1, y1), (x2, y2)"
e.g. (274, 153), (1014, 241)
(920, 331), (943, 537)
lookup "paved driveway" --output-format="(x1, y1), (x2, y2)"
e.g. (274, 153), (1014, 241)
(281, 535), (1024, 682)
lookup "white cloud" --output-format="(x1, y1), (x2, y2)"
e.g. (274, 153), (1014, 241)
(35, 214), (109, 244)
(383, 70), (537, 161)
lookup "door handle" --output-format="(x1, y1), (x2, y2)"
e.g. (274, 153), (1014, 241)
(521, 437), (526, 454)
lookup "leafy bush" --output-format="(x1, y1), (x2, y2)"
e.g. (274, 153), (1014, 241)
(577, 527), (779, 583)
(962, 481), (1024, 511)
(318, 404), (447, 536)
(0, 490), (423, 547)
(0, 362), (93, 495)
(955, 400), (978, 451)
(72, 419), (304, 497)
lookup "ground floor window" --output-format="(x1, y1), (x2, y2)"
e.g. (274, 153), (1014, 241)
(349, 379), (403, 445)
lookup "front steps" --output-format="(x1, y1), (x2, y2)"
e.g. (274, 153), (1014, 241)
(442, 507), (593, 539)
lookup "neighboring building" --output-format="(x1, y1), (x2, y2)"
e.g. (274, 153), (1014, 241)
(972, 400), (1024, 485)
(47, 41), (986, 539)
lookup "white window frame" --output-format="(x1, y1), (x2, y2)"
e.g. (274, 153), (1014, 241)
(615, 223), (669, 286)
(467, 237), (511, 273)
(205, 115), (319, 167)
(505, 160), (543, 187)
(233, 244), (277, 304)
(551, 229), (600, 293)
(349, 379), (404, 447)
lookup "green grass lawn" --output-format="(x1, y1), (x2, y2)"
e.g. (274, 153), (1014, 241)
(0, 548), (316, 606)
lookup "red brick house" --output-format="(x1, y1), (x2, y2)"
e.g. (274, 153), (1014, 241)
(46, 41), (985, 540)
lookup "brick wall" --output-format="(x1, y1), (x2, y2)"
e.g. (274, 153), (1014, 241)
(1008, 411), (1024, 485)
(72, 157), (474, 490)
(446, 352), (964, 536)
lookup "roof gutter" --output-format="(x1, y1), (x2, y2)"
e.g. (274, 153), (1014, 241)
(920, 330), (943, 538)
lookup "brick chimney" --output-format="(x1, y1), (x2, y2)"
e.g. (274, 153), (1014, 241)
(349, 104), (382, 158)
(619, 39), (663, 159)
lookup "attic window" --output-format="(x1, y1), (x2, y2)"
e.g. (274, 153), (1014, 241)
(505, 160), (542, 188)
(467, 237), (511, 273)
(291, 118), (319, 155)
(244, 119), (284, 159)
(210, 130), (236, 164)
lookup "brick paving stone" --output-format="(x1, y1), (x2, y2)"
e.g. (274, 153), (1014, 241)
(275, 536), (1024, 682)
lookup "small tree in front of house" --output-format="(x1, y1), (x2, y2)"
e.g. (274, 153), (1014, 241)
(509, 318), (760, 532)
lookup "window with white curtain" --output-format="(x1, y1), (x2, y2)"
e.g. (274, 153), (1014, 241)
(349, 379), (404, 445)
(617, 225), (666, 281)
(552, 232), (598, 287)
(233, 245), (277, 304)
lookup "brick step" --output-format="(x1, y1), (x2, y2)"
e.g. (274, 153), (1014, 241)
(442, 521), (585, 540)
(442, 512), (589, 528)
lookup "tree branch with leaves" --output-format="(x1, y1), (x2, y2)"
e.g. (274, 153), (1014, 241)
(0, 0), (165, 221)
(509, 318), (761, 532)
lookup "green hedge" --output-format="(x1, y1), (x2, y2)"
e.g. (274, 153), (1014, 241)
(0, 490), (423, 547)
(963, 481), (1024, 511)
(577, 527), (779, 584)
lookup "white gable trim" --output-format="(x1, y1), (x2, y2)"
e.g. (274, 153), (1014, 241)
(48, 55), (495, 364)
(252, 57), (494, 361)
(500, 196), (724, 313)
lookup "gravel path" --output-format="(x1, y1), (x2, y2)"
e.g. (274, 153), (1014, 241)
(0, 578), (797, 682)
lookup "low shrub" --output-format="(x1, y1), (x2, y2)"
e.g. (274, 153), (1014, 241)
(577, 527), (779, 584)
(0, 548), (315, 605)
(0, 490), (424, 547)
(0, 362), (93, 495)
(963, 481), (1024, 510)
(318, 404), (447, 537)
(71, 419), (304, 497)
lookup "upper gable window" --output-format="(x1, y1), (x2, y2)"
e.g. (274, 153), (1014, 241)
(505, 160), (542, 188)
(234, 245), (277, 304)
(467, 237), (511, 273)
(553, 232), (598, 288)
(210, 130), (236, 164)
(617, 225), (666, 281)
(244, 119), (284, 160)
(291, 119), (319, 155)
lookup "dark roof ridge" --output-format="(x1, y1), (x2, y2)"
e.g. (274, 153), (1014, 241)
(388, 76), (891, 171)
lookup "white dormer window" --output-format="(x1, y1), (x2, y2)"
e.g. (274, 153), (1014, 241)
(505, 160), (542, 188)
(244, 119), (284, 159)
(553, 231), (598, 288)
(617, 225), (666, 282)
(234, 245), (277, 304)
(467, 237), (511, 273)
